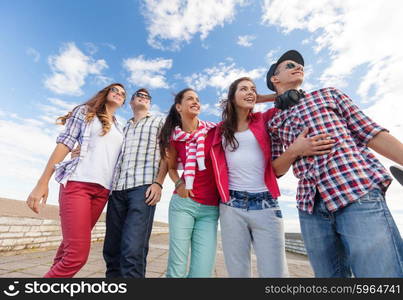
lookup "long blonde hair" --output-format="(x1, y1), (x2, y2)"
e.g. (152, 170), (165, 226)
(56, 83), (125, 136)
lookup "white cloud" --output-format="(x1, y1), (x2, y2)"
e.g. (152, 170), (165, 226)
(103, 43), (117, 50)
(265, 49), (279, 65)
(261, 0), (403, 100)
(237, 35), (256, 47)
(184, 60), (266, 92)
(0, 109), (61, 204)
(47, 97), (77, 110)
(142, 0), (247, 50)
(123, 55), (173, 89)
(184, 61), (266, 116)
(254, 103), (269, 113)
(201, 103), (221, 117)
(84, 42), (98, 55)
(150, 103), (167, 117)
(26, 47), (40, 62)
(93, 75), (114, 86)
(44, 42), (108, 96)
(38, 98), (79, 124)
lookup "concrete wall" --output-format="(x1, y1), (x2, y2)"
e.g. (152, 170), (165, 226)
(0, 215), (169, 253)
(0, 198), (307, 254)
(285, 233), (307, 255)
(0, 216), (106, 252)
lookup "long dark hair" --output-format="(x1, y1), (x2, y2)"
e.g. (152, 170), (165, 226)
(221, 77), (254, 151)
(159, 88), (194, 159)
(56, 83), (125, 136)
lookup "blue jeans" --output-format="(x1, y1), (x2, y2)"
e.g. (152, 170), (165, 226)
(103, 185), (156, 278)
(225, 190), (281, 212)
(299, 188), (403, 277)
(220, 190), (288, 277)
(166, 194), (219, 278)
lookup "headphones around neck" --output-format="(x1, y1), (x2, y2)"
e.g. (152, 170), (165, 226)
(274, 89), (305, 110)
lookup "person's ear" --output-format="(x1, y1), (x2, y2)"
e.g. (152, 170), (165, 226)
(270, 75), (279, 85)
(175, 103), (182, 113)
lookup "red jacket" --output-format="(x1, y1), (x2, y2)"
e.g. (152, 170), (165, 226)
(210, 109), (281, 203)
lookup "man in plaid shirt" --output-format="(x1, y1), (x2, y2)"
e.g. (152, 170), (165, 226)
(266, 50), (403, 277)
(103, 88), (168, 278)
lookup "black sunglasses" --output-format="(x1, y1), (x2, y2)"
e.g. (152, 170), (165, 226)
(285, 62), (303, 71)
(132, 91), (152, 101)
(110, 86), (126, 99)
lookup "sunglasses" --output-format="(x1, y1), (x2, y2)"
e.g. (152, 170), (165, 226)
(285, 62), (303, 71)
(110, 86), (126, 99)
(133, 91), (152, 101)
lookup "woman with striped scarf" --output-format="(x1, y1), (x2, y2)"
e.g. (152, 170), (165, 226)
(159, 88), (220, 278)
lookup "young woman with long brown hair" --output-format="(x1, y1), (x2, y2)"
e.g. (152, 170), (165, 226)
(210, 77), (334, 277)
(26, 83), (126, 277)
(159, 88), (220, 277)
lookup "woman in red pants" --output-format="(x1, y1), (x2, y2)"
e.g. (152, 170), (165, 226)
(26, 83), (126, 277)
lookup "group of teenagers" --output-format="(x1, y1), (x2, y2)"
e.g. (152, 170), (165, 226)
(27, 50), (403, 278)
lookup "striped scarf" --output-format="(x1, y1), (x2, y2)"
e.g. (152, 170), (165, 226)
(172, 120), (216, 189)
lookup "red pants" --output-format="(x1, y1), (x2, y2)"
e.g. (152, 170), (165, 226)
(44, 181), (109, 278)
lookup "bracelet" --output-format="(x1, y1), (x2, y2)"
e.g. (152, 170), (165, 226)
(152, 181), (163, 189)
(174, 178), (183, 189)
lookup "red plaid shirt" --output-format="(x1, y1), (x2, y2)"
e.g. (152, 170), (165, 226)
(268, 87), (392, 213)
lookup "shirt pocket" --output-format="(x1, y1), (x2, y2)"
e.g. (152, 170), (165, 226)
(300, 97), (345, 136)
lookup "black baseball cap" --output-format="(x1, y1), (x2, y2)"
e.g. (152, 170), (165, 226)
(266, 50), (304, 91)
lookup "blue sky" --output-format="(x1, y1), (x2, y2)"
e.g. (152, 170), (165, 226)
(1, 0), (403, 233)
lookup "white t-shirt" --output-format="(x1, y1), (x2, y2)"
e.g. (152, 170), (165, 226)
(70, 117), (123, 189)
(223, 129), (268, 193)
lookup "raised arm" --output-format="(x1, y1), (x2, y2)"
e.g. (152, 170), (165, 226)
(256, 93), (276, 104)
(367, 131), (403, 166)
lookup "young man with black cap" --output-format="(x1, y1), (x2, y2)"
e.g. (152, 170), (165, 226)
(265, 49), (403, 277)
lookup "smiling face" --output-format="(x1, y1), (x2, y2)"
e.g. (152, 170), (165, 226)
(130, 89), (151, 111)
(234, 80), (257, 111)
(175, 90), (201, 118)
(271, 59), (304, 92)
(107, 85), (126, 107)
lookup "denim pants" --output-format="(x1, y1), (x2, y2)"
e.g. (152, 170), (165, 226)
(299, 188), (403, 277)
(103, 185), (156, 278)
(219, 190), (289, 278)
(166, 194), (219, 278)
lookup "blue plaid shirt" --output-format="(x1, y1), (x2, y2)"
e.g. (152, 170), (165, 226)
(54, 105), (122, 185)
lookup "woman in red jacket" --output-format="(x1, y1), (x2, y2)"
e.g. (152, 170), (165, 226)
(210, 77), (334, 277)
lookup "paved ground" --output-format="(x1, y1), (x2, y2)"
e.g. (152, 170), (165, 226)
(0, 233), (313, 278)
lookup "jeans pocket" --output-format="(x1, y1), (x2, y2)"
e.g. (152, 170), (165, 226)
(170, 194), (185, 210)
(274, 209), (283, 219)
(262, 198), (279, 209)
(357, 189), (384, 203)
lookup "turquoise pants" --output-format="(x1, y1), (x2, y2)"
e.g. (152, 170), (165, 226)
(166, 194), (219, 278)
